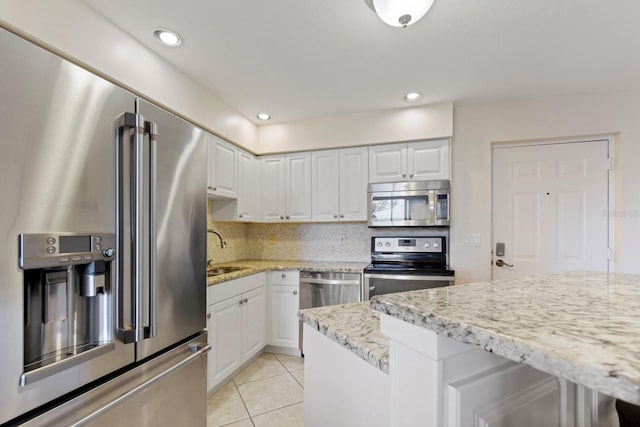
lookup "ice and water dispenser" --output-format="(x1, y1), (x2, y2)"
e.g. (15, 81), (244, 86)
(19, 233), (116, 385)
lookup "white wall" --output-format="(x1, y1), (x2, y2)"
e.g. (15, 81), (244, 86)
(257, 102), (453, 154)
(451, 90), (640, 284)
(0, 0), (259, 151)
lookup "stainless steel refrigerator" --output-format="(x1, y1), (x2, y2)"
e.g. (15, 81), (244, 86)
(0, 26), (209, 426)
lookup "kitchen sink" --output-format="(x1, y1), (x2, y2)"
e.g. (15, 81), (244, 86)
(207, 266), (248, 277)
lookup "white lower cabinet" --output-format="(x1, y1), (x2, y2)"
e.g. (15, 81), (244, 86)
(268, 271), (300, 352)
(206, 273), (267, 393)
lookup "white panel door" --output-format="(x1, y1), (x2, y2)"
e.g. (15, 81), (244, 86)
(368, 143), (407, 183)
(311, 150), (340, 221)
(208, 136), (237, 198)
(209, 297), (243, 387)
(492, 140), (609, 279)
(241, 286), (267, 361)
(269, 284), (300, 348)
(237, 150), (259, 221)
(407, 139), (449, 181)
(339, 147), (368, 221)
(285, 153), (312, 221)
(260, 156), (286, 222)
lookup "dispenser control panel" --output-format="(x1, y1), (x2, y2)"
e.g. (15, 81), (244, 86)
(19, 233), (116, 269)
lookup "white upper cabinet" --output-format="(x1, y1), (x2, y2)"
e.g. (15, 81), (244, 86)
(236, 151), (259, 221)
(339, 147), (368, 221)
(368, 139), (449, 183)
(312, 147), (368, 222)
(285, 153), (312, 222)
(260, 156), (287, 222)
(207, 135), (238, 198)
(311, 150), (340, 221)
(260, 154), (311, 222)
(407, 139), (450, 181)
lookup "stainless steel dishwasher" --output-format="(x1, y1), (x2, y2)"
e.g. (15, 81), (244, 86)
(298, 271), (362, 353)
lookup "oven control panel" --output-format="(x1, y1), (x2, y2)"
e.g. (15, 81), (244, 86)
(372, 237), (445, 253)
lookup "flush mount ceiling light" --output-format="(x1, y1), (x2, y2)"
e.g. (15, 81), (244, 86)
(364, 0), (435, 28)
(403, 92), (423, 102)
(256, 113), (271, 121)
(153, 29), (183, 47)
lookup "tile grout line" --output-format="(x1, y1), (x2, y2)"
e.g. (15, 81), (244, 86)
(232, 379), (256, 427)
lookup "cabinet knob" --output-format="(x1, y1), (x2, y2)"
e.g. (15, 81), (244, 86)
(238, 214), (243, 218)
(340, 214), (344, 218)
(293, 290), (298, 295)
(402, 174), (407, 178)
(239, 299), (244, 305)
(280, 216), (284, 220)
(207, 313), (211, 319)
(286, 216), (290, 220)
(244, 298), (248, 303)
(409, 174), (414, 178)
(212, 187), (217, 191)
(333, 214), (338, 219)
(282, 273), (286, 279)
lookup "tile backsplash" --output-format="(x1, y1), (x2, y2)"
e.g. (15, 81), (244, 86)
(207, 210), (448, 264)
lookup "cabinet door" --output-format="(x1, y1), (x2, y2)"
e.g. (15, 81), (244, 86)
(269, 284), (300, 348)
(241, 286), (267, 361)
(208, 135), (238, 198)
(208, 297), (243, 388)
(260, 156), (286, 222)
(339, 147), (368, 221)
(407, 139), (450, 181)
(237, 150), (259, 221)
(368, 143), (408, 183)
(311, 150), (340, 222)
(285, 153), (312, 221)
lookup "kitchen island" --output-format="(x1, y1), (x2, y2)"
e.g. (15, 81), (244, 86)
(301, 271), (634, 426)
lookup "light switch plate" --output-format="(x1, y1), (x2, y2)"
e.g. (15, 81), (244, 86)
(463, 234), (481, 247)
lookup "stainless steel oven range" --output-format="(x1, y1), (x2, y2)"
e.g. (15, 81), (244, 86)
(363, 236), (454, 299)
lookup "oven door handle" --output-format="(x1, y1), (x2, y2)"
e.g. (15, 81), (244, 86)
(364, 273), (454, 281)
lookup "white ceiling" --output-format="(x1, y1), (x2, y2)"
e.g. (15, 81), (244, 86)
(84, 0), (640, 125)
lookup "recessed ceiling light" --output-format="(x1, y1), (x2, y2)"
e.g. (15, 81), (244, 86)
(257, 113), (271, 121)
(153, 29), (182, 47)
(403, 92), (423, 102)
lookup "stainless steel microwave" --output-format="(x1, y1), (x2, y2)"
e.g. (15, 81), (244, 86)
(367, 180), (450, 227)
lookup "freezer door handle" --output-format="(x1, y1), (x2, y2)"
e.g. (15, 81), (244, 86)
(116, 111), (146, 344)
(67, 343), (211, 427)
(144, 120), (158, 339)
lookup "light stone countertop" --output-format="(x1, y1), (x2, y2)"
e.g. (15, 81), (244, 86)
(206, 259), (369, 285)
(298, 302), (389, 374)
(370, 271), (640, 405)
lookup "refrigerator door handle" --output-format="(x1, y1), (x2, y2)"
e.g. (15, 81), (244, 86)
(67, 343), (211, 427)
(144, 120), (158, 339)
(116, 112), (146, 344)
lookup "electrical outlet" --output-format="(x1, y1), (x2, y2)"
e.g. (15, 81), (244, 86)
(339, 234), (346, 245)
(268, 234), (275, 245)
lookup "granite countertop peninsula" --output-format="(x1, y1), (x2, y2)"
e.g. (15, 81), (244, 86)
(370, 271), (640, 405)
(207, 259), (369, 285)
(298, 302), (389, 374)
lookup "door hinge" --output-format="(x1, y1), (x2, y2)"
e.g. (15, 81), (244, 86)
(608, 247), (614, 260)
(607, 157), (613, 171)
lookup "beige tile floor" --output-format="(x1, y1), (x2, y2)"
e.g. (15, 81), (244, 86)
(207, 353), (305, 427)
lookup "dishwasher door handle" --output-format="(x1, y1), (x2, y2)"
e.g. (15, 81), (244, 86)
(299, 277), (361, 286)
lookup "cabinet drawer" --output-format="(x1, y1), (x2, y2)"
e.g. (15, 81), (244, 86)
(268, 270), (299, 287)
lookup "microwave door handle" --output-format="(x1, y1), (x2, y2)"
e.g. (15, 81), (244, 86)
(116, 112), (145, 343)
(144, 120), (158, 339)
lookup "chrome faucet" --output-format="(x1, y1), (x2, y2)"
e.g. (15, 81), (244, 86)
(207, 229), (227, 249)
